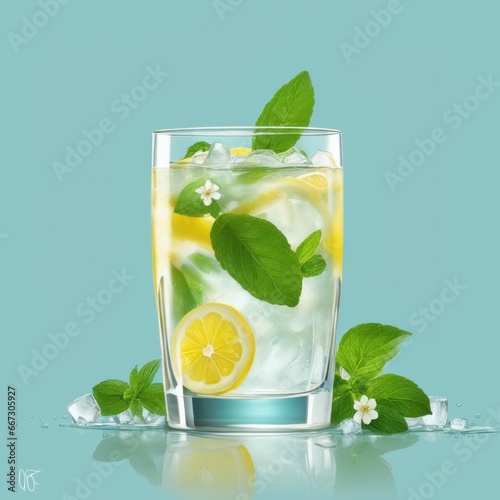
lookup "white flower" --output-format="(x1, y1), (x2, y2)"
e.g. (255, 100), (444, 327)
(195, 180), (221, 206)
(353, 395), (378, 425)
(339, 366), (351, 381)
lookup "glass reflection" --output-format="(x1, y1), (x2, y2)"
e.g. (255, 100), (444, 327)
(92, 429), (420, 499)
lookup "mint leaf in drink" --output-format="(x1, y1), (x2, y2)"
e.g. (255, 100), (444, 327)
(174, 178), (221, 218)
(210, 213), (302, 306)
(336, 324), (411, 383)
(296, 230), (322, 264)
(366, 374), (431, 418)
(253, 70), (315, 152)
(171, 265), (199, 323)
(301, 255), (326, 277)
(137, 383), (166, 415)
(183, 141), (211, 159)
(92, 379), (130, 416)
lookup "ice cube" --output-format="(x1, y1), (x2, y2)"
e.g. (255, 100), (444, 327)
(142, 409), (166, 426)
(241, 149), (282, 166)
(203, 141), (231, 165)
(67, 394), (101, 423)
(340, 418), (362, 435)
(191, 150), (207, 164)
(279, 147), (312, 165)
(422, 397), (448, 427)
(117, 409), (133, 424)
(405, 417), (424, 429)
(450, 418), (468, 431)
(310, 150), (339, 168)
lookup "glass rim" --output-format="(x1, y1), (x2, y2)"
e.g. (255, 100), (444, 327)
(152, 126), (342, 137)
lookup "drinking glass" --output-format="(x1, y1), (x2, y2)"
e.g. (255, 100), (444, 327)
(152, 127), (342, 430)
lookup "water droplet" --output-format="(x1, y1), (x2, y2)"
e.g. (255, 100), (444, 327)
(474, 413), (481, 419)
(40, 418), (45, 423)
(446, 434), (451, 438)
(30, 416), (33, 419)
(456, 403), (462, 407)
(41, 423), (49, 429)
(454, 433), (459, 438)
(63, 415), (67, 419)
(53, 416), (58, 421)
(77, 417), (87, 425)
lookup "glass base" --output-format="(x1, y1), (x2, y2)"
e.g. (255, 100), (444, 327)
(165, 389), (332, 431)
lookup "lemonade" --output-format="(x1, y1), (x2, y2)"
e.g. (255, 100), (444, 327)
(152, 129), (343, 430)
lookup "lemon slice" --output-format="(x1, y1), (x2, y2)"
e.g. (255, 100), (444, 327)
(164, 438), (255, 499)
(297, 172), (328, 189)
(230, 147), (252, 157)
(172, 303), (255, 394)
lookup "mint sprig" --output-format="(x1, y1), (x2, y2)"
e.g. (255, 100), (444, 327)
(92, 360), (165, 417)
(253, 70), (315, 152)
(332, 324), (431, 434)
(183, 70), (314, 157)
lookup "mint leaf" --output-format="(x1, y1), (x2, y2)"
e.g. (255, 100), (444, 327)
(210, 213), (302, 306)
(129, 365), (139, 390)
(171, 265), (198, 323)
(301, 255), (326, 277)
(137, 383), (166, 415)
(336, 324), (411, 382)
(183, 141), (210, 159)
(130, 399), (143, 418)
(253, 70), (315, 152)
(92, 379), (130, 416)
(296, 230), (322, 264)
(188, 253), (219, 274)
(367, 374), (431, 418)
(173, 178), (221, 218)
(331, 385), (355, 425)
(137, 359), (161, 393)
(237, 168), (277, 185)
(365, 405), (408, 434)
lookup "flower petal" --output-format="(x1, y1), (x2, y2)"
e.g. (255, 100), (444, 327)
(362, 413), (372, 425)
(360, 395), (368, 405)
(211, 183), (220, 192)
(204, 180), (213, 190)
(369, 410), (378, 421)
(195, 187), (204, 194)
(202, 197), (212, 206)
(353, 401), (361, 411)
(353, 411), (362, 424)
(367, 398), (377, 409)
(211, 192), (221, 200)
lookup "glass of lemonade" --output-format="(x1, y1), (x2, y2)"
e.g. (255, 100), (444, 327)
(152, 127), (343, 430)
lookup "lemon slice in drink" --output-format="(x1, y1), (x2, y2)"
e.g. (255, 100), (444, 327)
(172, 303), (255, 394)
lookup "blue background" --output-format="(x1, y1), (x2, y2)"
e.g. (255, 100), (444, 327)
(1, 1), (499, 499)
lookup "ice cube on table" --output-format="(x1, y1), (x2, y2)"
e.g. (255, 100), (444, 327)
(422, 396), (448, 427)
(203, 141), (231, 165)
(405, 417), (424, 429)
(240, 149), (282, 166)
(450, 418), (468, 431)
(340, 418), (362, 435)
(142, 409), (166, 426)
(67, 394), (101, 424)
(310, 150), (339, 168)
(279, 147), (312, 165)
